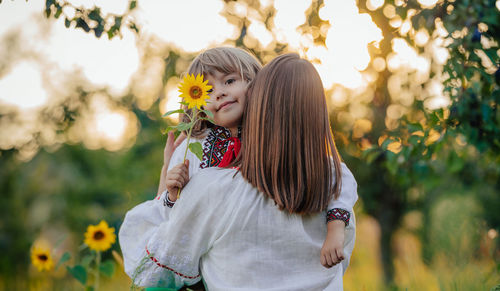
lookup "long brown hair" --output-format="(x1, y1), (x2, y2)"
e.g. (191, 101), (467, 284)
(239, 53), (342, 214)
(182, 47), (262, 137)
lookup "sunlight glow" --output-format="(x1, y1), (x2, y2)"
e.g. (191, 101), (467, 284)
(417, 0), (439, 9)
(248, 21), (274, 48)
(273, 0), (312, 48)
(425, 81), (450, 110)
(314, 0), (383, 89)
(383, 4), (396, 18)
(0, 62), (47, 109)
(161, 85), (182, 123)
(69, 94), (138, 151)
(390, 38), (419, 70)
(45, 23), (139, 95)
(415, 29), (430, 46)
(95, 111), (127, 142)
(367, 0), (385, 11)
(0, 0), (43, 37)
(138, 0), (236, 52)
(489, 229), (498, 239)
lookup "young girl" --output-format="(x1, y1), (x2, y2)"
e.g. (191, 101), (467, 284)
(156, 47), (260, 205)
(119, 53), (357, 290)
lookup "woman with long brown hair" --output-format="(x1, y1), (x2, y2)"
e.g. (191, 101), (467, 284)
(122, 54), (358, 290)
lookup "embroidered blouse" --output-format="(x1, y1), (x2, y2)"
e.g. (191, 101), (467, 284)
(119, 165), (358, 290)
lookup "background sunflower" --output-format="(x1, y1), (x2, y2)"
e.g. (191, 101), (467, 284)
(31, 246), (54, 272)
(84, 220), (116, 252)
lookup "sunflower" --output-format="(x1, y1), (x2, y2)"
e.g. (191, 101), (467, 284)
(84, 220), (116, 252)
(178, 74), (212, 109)
(31, 246), (54, 272)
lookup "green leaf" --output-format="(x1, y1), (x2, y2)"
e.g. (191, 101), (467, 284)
(56, 252), (71, 270)
(406, 123), (423, 133)
(381, 138), (393, 150)
(483, 48), (499, 64)
(75, 18), (90, 32)
(365, 149), (382, 164)
(80, 254), (94, 267)
(114, 16), (122, 28)
(88, 8), (101, 22)
(64, 18), (71, 28)
(99, 260), (115, 277)
(129, 0), (137, 10)
(164, 122), (191, 133)
(162, 109), (184, 117)
(176, 122), (192, 132)
(201, 109), (214, 119)
(385, 152), (398, 176)
(128, 22), (140, 33)
(198, 117), (215, 124)
(67, 265), (87, 285)
(54, 6), (62, 18)
(188, 142), (203, 160)
(408, 135), (422, 146)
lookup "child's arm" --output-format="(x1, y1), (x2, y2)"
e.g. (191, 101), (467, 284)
(320, 163), (358, 269)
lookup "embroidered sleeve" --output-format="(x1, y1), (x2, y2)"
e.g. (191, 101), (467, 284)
(326, 208), (350, 226)
(163, 193), (175, 208)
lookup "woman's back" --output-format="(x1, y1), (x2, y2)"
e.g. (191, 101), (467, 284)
(175, 167), (356, 290)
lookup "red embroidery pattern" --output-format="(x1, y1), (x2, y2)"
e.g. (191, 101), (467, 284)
(326, 208), (350, 226)
(200, 126), (232, 169)
(145, 247), (200, 279)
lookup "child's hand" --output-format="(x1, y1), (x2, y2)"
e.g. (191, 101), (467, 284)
(165, 160), (190, 202)
(320, 220), (345, 268)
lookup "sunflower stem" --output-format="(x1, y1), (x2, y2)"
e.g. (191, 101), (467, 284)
(95, 250), (101, 291)
(177, 107), (197, 199)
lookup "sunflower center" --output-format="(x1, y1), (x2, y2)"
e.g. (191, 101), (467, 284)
(94, 230), (105, 240)
(189, 86), (202, 99)
(38, 254), (48, 261)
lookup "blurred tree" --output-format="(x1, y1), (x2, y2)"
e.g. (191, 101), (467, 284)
(355, 0), (500, 283)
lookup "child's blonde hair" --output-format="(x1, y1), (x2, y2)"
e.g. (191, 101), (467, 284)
(182, 47), (262, 137)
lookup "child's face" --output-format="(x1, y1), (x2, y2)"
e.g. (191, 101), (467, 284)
(204, 71), (247, 132)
